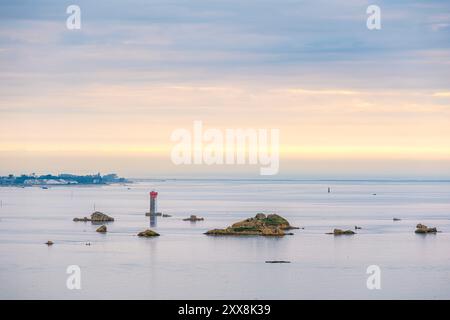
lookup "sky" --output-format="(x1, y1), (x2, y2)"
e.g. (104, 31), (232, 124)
(1, 0), (450, 179)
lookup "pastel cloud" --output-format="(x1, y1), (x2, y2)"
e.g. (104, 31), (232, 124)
(0, 0), (450, 178)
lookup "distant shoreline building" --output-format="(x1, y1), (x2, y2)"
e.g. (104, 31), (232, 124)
(0, 173), (127, 186)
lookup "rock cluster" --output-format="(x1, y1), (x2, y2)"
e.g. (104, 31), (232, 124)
(137, 229), (160, 237)
(415, 223), (437, 234)
(205, 213), (298, 236)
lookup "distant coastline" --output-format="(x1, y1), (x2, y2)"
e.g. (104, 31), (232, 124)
(0, 173), (128, 186)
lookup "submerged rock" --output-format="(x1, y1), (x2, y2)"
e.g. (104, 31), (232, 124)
(415, 224), (438, 234)
(205, 213), (298, 236)
(327, 229), (356, 235)
(45, 241), (54, 246)
(73, 211), (114, 222)
(183, 215), (204, 222)
(137, 229), (160, 237)
(96, 225), (107, 233)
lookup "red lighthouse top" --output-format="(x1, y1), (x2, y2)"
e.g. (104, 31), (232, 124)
(150, 191), (158, 199)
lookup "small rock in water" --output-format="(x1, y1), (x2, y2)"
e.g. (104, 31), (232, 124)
(183, 215), (204, 222)
(393, 218), (401, 221)
(327, 229), (356, 235)
(138, 229), (160, 237)
(354, 226), (362, 230)
(73, 212), (114, 222)
(91, 211), (114, 222)
(45, 241), (54, 246)
(96, 225), (107, 233)
(73, 217), (89, 222)
(265, 260), (291, 264)
(415, 223), (438, 234)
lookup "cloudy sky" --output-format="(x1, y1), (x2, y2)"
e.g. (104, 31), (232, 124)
(1, 0), (450, 178)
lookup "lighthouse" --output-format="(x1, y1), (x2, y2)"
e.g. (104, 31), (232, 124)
(149, 191), (158, 216)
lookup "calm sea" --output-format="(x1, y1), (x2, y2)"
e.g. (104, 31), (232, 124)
(1, 179), (450, 299)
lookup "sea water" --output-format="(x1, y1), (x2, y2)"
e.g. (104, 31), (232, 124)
(0, 179), (449, 299)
